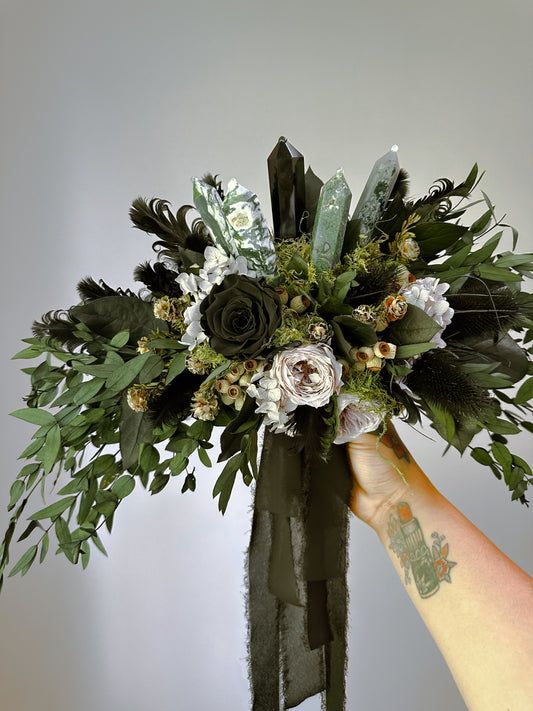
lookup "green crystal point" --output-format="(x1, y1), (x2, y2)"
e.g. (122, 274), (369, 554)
(351, 147), (400, 240)
(310, 168), (352, 271)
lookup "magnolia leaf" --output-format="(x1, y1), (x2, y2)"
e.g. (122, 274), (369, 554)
(457, 334), (528, 384)
(71, 296), (167, 345)
(385, 305), (440, 346)
(450, 417), (483, 454)
(333, 316), (377, 346)
(412, 223), (469, 257)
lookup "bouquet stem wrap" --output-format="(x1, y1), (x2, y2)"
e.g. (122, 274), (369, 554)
(248, 431), (352, 710)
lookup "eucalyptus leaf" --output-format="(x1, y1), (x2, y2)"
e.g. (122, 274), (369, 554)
(111, 475), (136, 498)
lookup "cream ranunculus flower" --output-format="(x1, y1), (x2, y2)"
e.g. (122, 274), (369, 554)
(398, 237), (420, 261)
(272, 343), (343, 410)
(334, 394), (384, 444)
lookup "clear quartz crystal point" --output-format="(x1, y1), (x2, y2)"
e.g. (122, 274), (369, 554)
(310, 169), (352, 271)
(351, 147), (400, 241)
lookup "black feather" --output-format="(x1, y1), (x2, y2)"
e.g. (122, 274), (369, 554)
(390, 168), (410, 199)
(406, 349), (493, 420)
(133, 261), (182, 297)
(289, 405), (329, 459)
(147, 372), (204, 427)
(32, 309), (84, 349)
(129, 197), (212, 266)
(77, 276), (136, 302)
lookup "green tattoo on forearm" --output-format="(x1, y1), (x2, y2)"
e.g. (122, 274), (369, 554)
(381, 429), (411, 463)
(387, 501), (456, 598)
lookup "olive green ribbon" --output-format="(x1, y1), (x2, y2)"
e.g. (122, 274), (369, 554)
(248, 431), (352, 710)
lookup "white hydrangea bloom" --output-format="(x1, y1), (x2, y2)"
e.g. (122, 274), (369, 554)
(401, 277), (454, 348)
(178, 245), (257, 349)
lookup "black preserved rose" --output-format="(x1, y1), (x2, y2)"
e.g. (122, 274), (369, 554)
(200, 274), (282, 358)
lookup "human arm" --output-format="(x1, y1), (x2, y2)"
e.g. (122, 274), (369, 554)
(347, 424), (533, 711)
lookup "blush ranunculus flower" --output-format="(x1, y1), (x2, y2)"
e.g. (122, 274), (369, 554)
(272, 343), (343, 411)
(334, 394), (384, 444)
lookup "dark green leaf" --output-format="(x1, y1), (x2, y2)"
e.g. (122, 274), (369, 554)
(40, 424), (61, 475)
(386, 305), (440, 346)
(515, 377), (533, 405)
(110, 330), (130, 348)
(8, 545), (38, 577)
(10, 408), (56, 426)
(395, 342), (435, 359)
(470, 447), (492, 466)
(39, 532), (49, 563)
(8, 480), (25, 511)
(198, 448), (212, 467)
(166, 352), (187, 384)
(111, 475), (136, 498)
(71, 296), (167, 345)
(106, 352), (153, 392)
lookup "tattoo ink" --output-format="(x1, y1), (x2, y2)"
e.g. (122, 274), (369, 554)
(388, 501), (456, 598)
(381, 430), (411, 463)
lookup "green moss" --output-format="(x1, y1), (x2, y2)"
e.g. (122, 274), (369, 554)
(342, 369), (399, 420)
(186, 342), (226, 374)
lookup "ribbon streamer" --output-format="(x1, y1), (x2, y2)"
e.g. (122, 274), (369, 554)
(248, 431), (352, 710)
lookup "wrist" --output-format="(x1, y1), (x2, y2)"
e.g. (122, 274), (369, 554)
(369, 467), (441, 539)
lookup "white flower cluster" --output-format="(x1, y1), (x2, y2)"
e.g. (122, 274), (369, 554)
(401, 277), (454, 348)
(176, 245), (256, 348)
(246, 343), (343, 433)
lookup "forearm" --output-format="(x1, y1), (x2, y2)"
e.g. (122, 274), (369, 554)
(370, 460), (533, 711)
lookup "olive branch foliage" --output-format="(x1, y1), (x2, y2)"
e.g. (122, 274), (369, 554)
(1, 164), (533, 591)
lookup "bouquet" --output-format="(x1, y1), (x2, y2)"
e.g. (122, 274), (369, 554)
(2, 137), (532, 710)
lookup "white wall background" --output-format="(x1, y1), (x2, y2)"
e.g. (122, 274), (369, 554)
(0, 1), (532, 710)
